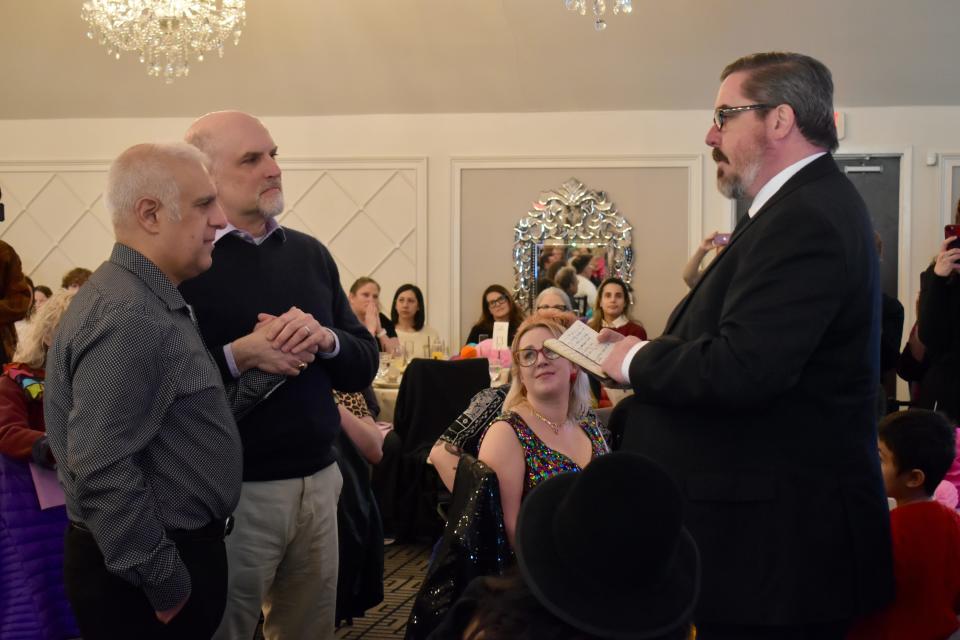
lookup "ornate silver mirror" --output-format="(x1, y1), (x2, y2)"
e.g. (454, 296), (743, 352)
(513, 178), (633, 313)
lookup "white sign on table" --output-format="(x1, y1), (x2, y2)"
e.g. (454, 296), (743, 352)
(492, 321), (509, 351)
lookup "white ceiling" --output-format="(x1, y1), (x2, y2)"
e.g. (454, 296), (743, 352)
(2, 0), (959, 120)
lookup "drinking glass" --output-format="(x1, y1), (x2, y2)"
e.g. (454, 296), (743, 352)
(377, 353), (391, 380)
(488, 358), (502, 386)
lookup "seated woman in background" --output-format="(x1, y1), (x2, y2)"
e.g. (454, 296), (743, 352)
(0, 289), (75, 464)
(587, 277), (647, 340)
(32, 284), (52, 311)
(349, 277), (399, 354)
(477, 314), (609, 546)
(533, 286), (572, 313)
(466, 284), (525, 345)
(391, 283), (440, 359)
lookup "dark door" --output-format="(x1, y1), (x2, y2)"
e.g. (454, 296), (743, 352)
(735, 155), (901, 299)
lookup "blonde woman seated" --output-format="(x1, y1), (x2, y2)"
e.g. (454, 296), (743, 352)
(477, 314), (609, 546)
(427, 300), (577, 494)
(391, 283), (440, 359)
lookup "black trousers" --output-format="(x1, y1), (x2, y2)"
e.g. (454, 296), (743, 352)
(63, 523), (228, 640)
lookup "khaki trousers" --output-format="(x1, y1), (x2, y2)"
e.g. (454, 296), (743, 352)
(213, 463), (343, 640)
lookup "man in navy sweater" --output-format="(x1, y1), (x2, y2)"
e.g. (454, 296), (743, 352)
(180, 111), (379, 640)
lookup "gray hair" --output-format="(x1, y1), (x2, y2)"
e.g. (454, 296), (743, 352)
(721, 52), (838, 152)
(535, 287), (572, 311)
(106, 142), (211, 226)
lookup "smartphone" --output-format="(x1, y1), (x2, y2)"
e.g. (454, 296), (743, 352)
(946, 224), (960, 250)
(712, 233), (731, 247)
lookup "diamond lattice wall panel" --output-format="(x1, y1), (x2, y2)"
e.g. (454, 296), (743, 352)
(59, 173), (108, 211)
(0, 164), (110, 286)
(365, 173), (417, 246)
(370, 249), (417, 314)
(328, 214), (395, 281)
(328, 170), (398, 210)
(278, 171), (326, 212)
(88, 197), (112, 232)
(57, 213), (114, 272)
(277, 209), (313, 238)
(280, 160), (427, 297)
(34, 248), (77, 292)
(0, 159), (427, 312)
(286, 173), (360, 244)
(1, 210), (54, 275)
(400, 230), (416, 264)
(0, 173), (55, 220)
(29, 176), (90, 242)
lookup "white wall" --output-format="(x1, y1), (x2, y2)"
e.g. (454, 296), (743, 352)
(1, 106), (958, 347)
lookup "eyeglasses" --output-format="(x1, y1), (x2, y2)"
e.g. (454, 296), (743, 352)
(487, 296), (509, 309)
(713, 104), (771, 131)
(536, 304), (568, 312)
(515, 346), (561, 367)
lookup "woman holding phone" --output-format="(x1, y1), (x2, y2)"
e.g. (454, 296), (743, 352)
(916, 202), (960, 422)
(681, 230), (730, 288)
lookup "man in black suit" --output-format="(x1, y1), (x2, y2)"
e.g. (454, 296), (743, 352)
(600, 52), (894, 639)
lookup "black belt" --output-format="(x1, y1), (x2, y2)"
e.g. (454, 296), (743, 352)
(70, 515), (234, 541)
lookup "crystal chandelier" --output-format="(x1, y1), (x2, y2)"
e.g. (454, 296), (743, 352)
(81, 1), (246, 84)
(565, 0), (632, 31)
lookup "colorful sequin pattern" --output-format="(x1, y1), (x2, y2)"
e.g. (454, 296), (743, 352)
(500, 410), (609, 494)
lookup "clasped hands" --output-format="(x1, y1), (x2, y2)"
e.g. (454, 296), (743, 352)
(232, 306), (334, 376)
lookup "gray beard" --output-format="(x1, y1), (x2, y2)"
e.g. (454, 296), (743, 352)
(259, 192), (285, 218)
(717, 157), (761, 200)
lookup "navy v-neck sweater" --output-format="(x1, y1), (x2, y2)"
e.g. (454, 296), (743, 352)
(180, 229), (378, 481)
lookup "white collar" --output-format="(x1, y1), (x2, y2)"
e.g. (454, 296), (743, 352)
(747, 152), (827, 218)
(214, 217), (285, 245)
(602, 314), (628, 329)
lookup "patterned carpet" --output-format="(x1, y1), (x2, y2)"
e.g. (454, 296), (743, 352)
(253, 542), (432, 640)
(335, 543), (432, 639)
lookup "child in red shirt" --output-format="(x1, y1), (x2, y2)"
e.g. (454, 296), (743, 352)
(848, 410), (960, 640)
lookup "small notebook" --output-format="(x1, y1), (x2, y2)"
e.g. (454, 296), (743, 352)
(543, 322), (632, 389)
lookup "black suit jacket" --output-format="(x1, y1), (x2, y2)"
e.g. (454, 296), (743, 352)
(620, 155), (894, 626)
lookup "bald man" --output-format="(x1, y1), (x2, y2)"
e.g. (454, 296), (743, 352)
(45, 143), (311, 639)
(181, 112), (378, 640)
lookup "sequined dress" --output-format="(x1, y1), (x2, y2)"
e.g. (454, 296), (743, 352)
(491, 410), (609, 494)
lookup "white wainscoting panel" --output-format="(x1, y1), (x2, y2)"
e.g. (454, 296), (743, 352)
(0, 158), (428, 303)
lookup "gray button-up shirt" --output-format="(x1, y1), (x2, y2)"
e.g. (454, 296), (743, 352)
(45, 243), (281, 610)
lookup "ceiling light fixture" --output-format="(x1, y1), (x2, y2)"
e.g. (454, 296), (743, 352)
(81, 0), (246, 84)
(565, 0), (632, 31)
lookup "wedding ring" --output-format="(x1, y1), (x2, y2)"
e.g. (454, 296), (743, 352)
(301, 326), (312, 335)
(297, 362), (307, 371)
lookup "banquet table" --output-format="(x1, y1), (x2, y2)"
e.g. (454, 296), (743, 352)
(372, 383), (399, 423)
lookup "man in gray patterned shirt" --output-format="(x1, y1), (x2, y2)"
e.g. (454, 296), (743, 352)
(44, 142), (314, 639)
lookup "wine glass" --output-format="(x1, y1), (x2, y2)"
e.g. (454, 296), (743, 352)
(376, 353), (391, 380)
(488, 358), (502, 386)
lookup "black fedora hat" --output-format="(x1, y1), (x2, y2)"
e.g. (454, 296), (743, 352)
(514, 452), (700, 639)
